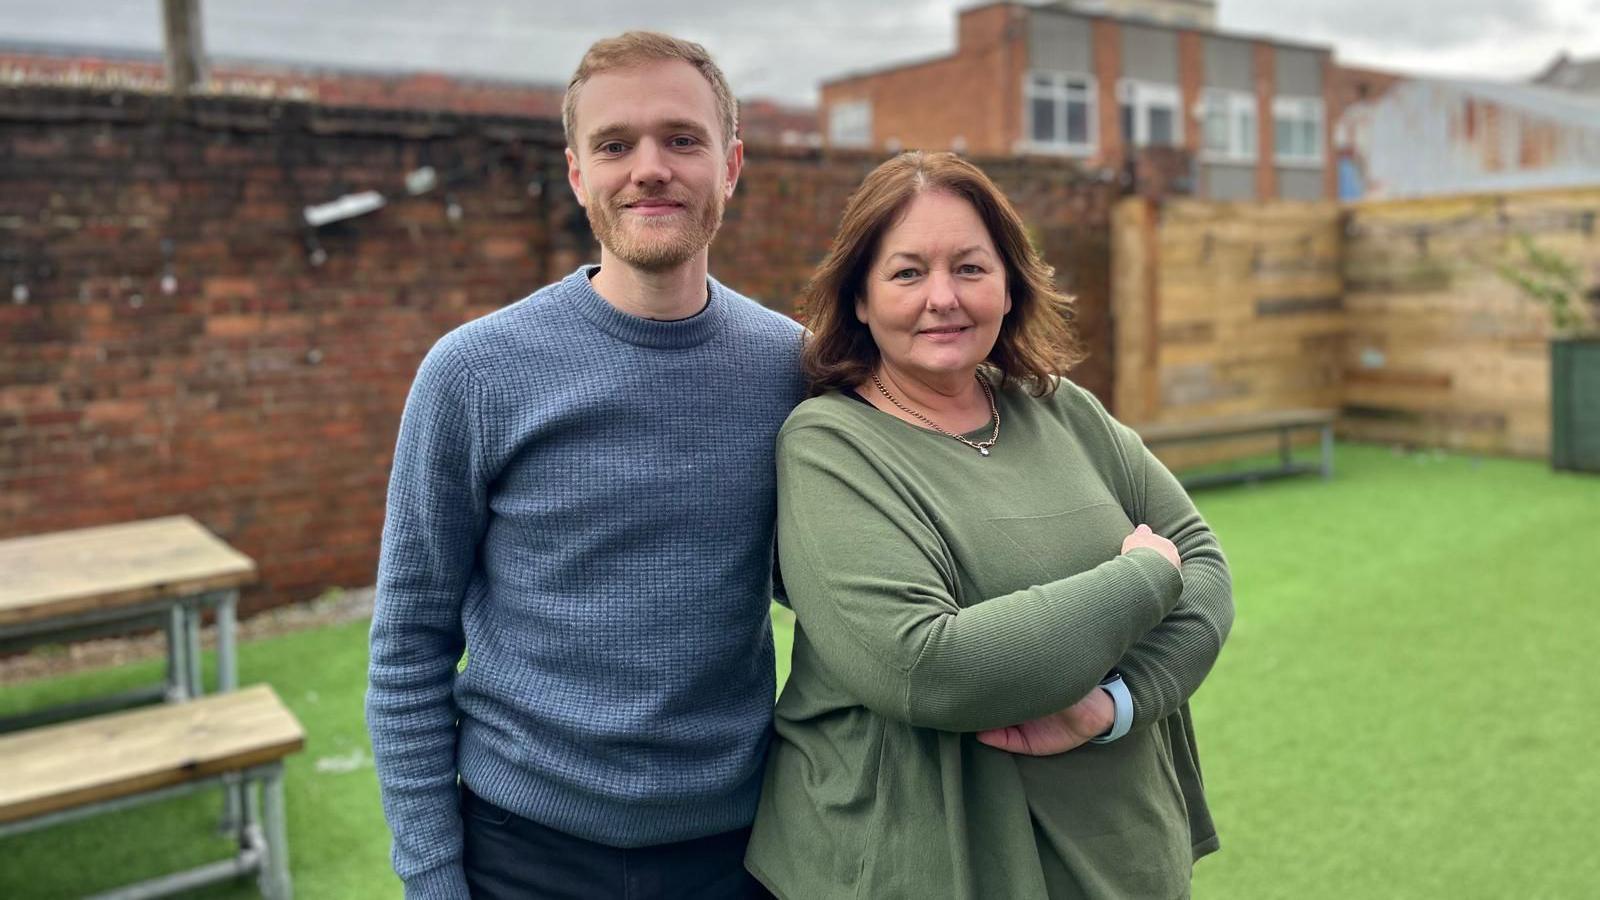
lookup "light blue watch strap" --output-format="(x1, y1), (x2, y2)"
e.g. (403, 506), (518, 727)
(1089, 672), (1133, 744)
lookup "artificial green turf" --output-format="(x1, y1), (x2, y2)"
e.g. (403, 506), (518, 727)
(1186, 445), (1600, 899)
(1, 444), (1595, 898)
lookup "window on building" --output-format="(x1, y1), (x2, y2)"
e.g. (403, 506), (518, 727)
(1118, 80), (1181, 147)
(1273, 96), (1324, 165)
(828, 100), (872, 148)
(1201, 88), (1257, 163)
(1025, 72), (1097, 155)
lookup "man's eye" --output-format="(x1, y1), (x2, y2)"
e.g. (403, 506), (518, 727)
(600, 141), (627, 154)
(670, 136), (699, 148)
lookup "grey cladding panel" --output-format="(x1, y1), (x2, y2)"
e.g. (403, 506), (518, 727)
(1278, 168), (1325, 200)
(1275, 48), (1324, 96)
(1204, 164), (1256, 200)
(1203, 36), (1253, 91)
(1030, 12), (1094, 73)
(1121, 24), (1178, 83)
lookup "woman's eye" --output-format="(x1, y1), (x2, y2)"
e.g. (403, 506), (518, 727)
(958, 264), (984, 275)
(892, 268), (920, 281)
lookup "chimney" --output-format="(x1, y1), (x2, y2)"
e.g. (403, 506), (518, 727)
(163, 0), (208, 97)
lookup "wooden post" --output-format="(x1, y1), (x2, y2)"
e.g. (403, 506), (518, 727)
(163, 0), (207, 98)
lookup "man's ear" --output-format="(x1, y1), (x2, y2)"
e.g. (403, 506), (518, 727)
(565, 147), (588, 208)
(722, 138), (745, 200)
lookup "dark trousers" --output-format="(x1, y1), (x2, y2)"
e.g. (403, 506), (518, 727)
(460, 783), (774, 900)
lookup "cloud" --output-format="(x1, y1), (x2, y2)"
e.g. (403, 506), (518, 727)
(4, 0), (1595, 104)
(1223, 0), (1563, 53)
(185, 0), (962, 103)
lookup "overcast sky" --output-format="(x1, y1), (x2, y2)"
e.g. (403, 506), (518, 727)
(1, 0), (1597, 103)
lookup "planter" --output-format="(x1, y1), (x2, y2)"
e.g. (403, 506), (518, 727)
(1551, 337), (1600, 473)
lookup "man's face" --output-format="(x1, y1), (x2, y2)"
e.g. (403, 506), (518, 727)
(565, 59), (743, 273)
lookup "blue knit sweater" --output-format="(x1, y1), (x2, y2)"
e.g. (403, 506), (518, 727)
(366, 267), (806, 898)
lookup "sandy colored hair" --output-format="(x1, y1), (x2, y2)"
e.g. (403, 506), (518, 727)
(800, 151), (1085, 397)
(562, 31), (738, 150)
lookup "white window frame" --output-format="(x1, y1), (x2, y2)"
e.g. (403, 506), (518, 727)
(1273, 96), (1325, 167)
(1117, 79), (1182, 148)
(828, 99), (872, 149)
(1200, 88), (1258, 164)
(1023, 71), (1098, 156)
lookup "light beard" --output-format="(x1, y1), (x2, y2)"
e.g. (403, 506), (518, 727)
(585, 188), (726, 273)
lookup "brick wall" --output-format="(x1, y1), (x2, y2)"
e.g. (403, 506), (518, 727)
(1091, 19), (1126, 169)
(0, 50), (566, 118)
(1178, 32), (1204, 156)
(820, 4), (1026, 155)
(1, 86), (1117, 615)
(1253, 43), (1278, 201)
(1, 87), (573, 615)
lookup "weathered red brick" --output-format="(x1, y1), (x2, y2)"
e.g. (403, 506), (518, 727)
(481, 236), (529, 261)
(203, 277), (260, 301)
(205, 314), (265, 338)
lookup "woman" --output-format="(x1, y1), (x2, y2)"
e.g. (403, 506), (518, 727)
(745, 152), (1233, 899)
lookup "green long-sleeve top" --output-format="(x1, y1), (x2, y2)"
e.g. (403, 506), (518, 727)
(745, 377), (1233, 900)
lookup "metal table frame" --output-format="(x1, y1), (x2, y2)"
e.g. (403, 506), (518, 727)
(0, 761), (292, 900)
(1137, 411), (1336, 491)
(0, 588), (239, 734)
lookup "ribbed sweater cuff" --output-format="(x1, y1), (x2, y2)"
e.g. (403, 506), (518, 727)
(1123, 546), (1184, 612)
(403, 862), (470, 900)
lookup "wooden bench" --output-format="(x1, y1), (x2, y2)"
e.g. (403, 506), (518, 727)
(0, 684), (304, 899)
(1136, 408), (1337, 490)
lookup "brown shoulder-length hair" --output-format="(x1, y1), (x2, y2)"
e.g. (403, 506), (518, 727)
(800, 151), (1084, 397)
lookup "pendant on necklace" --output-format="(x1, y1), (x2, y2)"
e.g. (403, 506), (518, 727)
(979, 447), (990, 457)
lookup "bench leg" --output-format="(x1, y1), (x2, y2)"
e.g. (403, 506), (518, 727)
(166, 606), (190, 702)
(184, 600), (204, 697)
(1279, 428), (1292, 471)
(215, 591), (243, 833)
(1320, 426), (1334, 479)
(216, 591), (238, 692)
(258, 766), (293, 900)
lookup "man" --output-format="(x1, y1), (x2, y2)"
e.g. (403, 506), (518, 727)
(366, 31), (803, 899)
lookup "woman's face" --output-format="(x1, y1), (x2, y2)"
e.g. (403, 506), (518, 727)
(855, 190), (1011, 387)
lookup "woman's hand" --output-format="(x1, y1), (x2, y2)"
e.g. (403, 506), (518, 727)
(1122, 523), (1180, 570)
(974, 686), (1114, 756)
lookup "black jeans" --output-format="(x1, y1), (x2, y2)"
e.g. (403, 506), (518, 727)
(460, 783), (774, 900)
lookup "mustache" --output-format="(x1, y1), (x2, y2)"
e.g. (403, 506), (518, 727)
(612, 190), (692, 209)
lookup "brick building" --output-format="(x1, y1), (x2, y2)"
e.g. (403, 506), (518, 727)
(819, 1), (1337, 201)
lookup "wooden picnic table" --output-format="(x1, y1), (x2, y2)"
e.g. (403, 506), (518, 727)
(0, 515), (257, 731)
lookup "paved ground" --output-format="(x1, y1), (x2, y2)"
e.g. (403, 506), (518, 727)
(0, 586), (376, 683)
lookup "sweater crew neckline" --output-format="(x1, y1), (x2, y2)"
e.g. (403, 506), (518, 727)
(561, 265), (726, 349)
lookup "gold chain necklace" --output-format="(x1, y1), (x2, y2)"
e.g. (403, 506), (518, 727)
(870, 372), (1000, 457)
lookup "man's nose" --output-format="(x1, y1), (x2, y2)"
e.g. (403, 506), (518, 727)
(632, 140), (672, 187)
